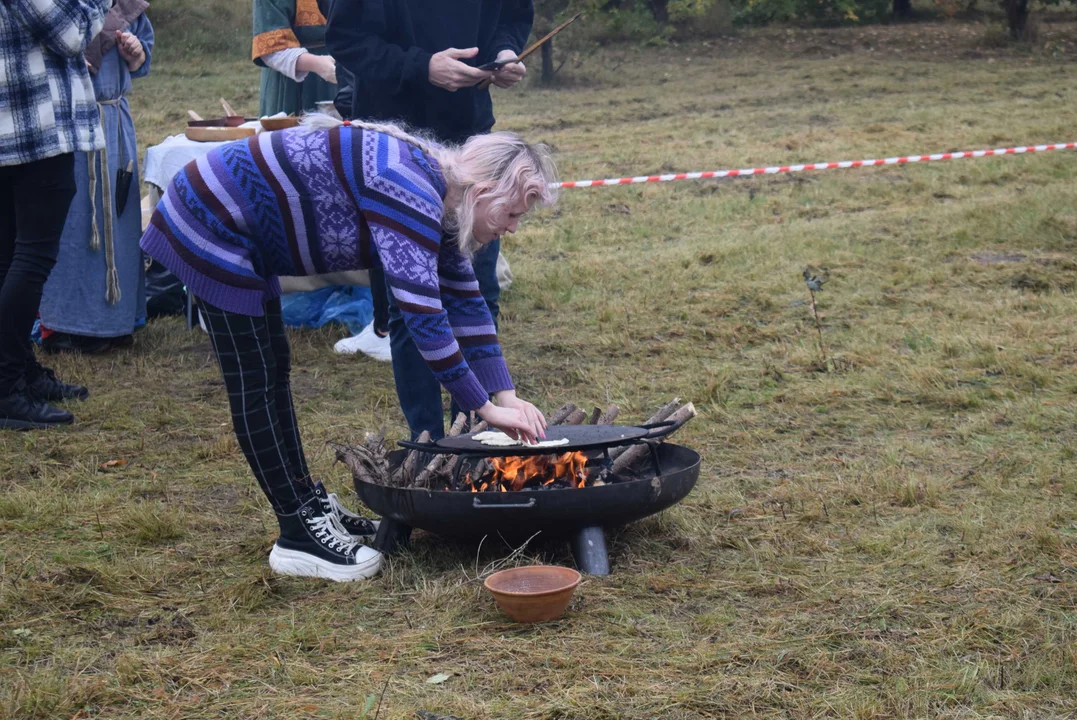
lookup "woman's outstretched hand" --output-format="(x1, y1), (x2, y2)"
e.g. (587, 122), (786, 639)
(478, 392), (547, 445)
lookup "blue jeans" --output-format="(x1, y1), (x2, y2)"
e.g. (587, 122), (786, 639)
(386, 239), (501, 440)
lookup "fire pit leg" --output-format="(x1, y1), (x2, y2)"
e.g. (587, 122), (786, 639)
(571, 526), (610, 576)
(373, 518), (413, 555)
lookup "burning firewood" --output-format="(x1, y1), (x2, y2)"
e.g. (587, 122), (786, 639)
(336, 396), (696, 494)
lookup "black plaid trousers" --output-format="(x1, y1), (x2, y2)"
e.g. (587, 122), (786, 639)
(197, 297), (311, 515)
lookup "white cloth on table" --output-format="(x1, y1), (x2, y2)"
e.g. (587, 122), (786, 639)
(143, 134), (229, 190)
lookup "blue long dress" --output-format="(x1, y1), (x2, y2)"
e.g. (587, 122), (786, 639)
(39, 14), (154, 341)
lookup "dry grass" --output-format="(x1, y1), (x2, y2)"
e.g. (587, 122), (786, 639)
(2, 12), (1077, 720)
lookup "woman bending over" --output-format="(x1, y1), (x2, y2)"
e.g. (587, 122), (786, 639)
(140, 115), (556, 581)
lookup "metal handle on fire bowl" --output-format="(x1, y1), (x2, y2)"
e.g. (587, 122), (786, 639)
(639, 420), (677, 441)
(472, 496), (537, 509)
(397, 439), (445, 453)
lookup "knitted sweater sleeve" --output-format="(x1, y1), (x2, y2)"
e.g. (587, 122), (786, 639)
(360, 155), (514, 412)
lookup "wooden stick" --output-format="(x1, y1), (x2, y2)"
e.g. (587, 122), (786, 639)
(398, 416), (461, 485)
(332, 435), (393, 487)
(564, 408), (587, 425)
(597, 404), (620, 425)
(401, 430), (431, 483)
(447, 412), (468, 437)
(611, 403), (696, 474)
(588, 406), (602, 425)
(549, 403), (577, 425)
(609, 398), (681, 461)
(646, 398), (682, 426)
(414, 420), (487, 488)
(476, 12), (582, 89)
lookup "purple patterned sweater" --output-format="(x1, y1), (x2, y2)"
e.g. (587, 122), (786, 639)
(139, 126), (512, 412)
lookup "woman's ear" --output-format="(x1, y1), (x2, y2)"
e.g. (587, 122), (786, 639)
(469, 180), (498, 200)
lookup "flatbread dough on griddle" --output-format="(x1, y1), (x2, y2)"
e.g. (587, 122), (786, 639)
(472, 431), (570, 449)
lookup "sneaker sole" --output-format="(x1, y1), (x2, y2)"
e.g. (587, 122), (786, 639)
(268, 545), (382, 582)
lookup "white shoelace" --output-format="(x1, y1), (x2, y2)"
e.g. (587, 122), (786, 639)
(306, 514), (360, 554)
(327, 493), (357, 520)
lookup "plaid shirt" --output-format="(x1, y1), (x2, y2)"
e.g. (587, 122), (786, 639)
(0, 0), (111, 167)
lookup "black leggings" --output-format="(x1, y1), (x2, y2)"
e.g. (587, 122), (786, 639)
(197, 297), (311, 515)
(0, 153), (76, 394)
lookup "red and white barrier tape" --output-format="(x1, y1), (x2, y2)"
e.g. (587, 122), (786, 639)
(553, 142), (1077, 189)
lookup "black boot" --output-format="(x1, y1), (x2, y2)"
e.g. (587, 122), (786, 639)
(27, 366), (88, 402)
(269, 495), (382, 582)
(41, 332), (112, 355)
(311, 480), (380, 538)
(0, 382), (74, 430)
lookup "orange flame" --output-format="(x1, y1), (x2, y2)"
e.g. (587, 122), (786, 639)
(489, 451), (590, 491)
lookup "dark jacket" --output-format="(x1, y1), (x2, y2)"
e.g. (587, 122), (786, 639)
(325, 0), (533, 144)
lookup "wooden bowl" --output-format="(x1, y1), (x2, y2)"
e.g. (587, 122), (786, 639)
(187, 116), (251, 128)
(260, 116), (300, 131)
(185, 126), (257, 143)
(483, 565), (581, 623)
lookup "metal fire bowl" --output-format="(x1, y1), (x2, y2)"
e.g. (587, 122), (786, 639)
(352, 443), (701, 543)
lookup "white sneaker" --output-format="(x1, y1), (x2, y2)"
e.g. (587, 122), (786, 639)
(334, 322), (391, 362)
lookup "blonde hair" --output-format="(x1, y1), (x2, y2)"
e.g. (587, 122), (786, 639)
(300, 113), (558, 255)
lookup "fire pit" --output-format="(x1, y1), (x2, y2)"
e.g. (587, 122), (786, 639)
(341, 409), (701, 576)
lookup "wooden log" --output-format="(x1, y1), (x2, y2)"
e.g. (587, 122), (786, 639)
(597, 404), (620, 425)
(647, 398), (683, 426)
(608, 397), (681, 462)
(414, 420), (487, 489)
(588, 406), (602, 424)
(564, 408), (587, 425)
(611, 402), (696, 474)
(399, 415), (462, 487)
(447, 412), (468, 437)
(332, 435), (393, 487)
(469, 457), (491, 488)
(400, 430), (431, 484)
(549, 403), (577, 425)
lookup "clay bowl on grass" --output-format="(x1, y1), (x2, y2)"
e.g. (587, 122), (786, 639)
(483, 565), (581, 623)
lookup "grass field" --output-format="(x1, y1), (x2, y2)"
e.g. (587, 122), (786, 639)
(2, 11), (1077, 720)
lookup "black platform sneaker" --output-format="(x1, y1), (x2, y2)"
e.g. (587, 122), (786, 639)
(311, 481), (380, 539)
(269, 496), (382, 582)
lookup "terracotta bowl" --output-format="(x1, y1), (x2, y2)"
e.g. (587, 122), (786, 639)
(483, 565), (581, 623)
